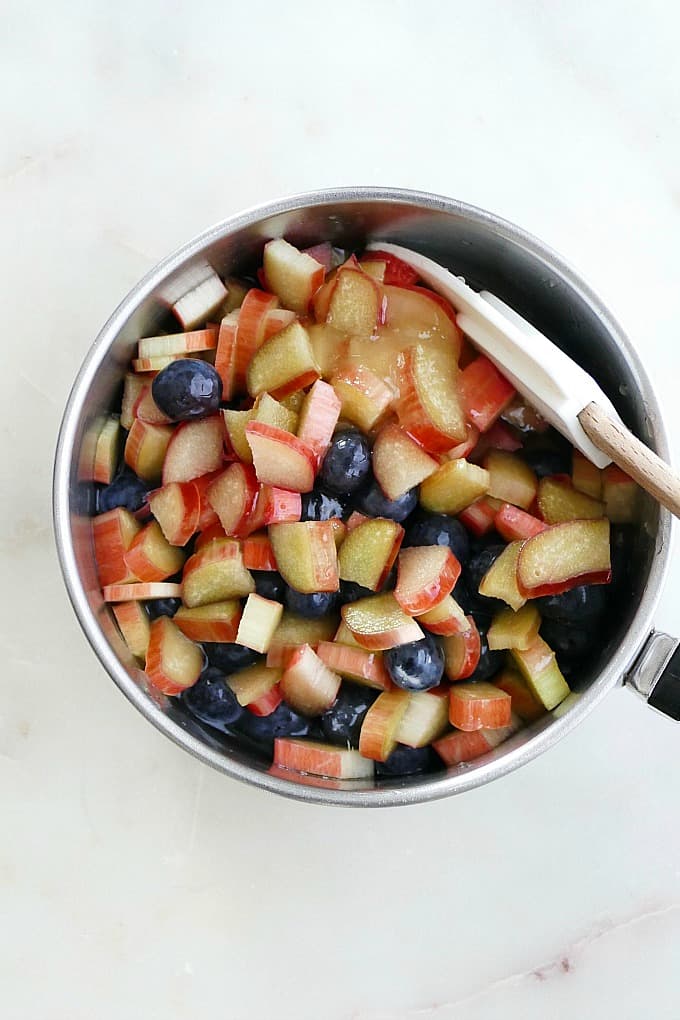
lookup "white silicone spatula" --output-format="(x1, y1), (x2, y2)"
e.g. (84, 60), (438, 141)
(367, 241), (680, 518)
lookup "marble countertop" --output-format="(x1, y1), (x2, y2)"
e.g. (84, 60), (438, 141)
(2, 2), (680, 1016)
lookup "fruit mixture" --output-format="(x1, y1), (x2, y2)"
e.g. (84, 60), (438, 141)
(87, 239), (639, 782)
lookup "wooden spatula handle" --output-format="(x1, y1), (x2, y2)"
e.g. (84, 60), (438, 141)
(578, 401), (680, 518)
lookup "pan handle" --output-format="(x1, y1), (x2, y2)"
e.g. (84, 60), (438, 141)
(625, 631), (680, 720)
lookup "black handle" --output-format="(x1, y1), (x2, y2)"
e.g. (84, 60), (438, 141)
(626, 631), (680, 721)
(648, 644), (680, 720)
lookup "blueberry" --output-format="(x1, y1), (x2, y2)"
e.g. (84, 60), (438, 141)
(320, 682), (379, 747)
(252, 571), (285, 602)
(451, 577), (470, 614)
(236, 702), (314, 748)
(467, 616), (504, 682)
(540, 618), (596, 661)
(384, 633), (445, 691)
(203, 642), (261, 673)
(146, 597), (182, 620)
(284, 587), (336, 618)
(318, 428), (371, 494)
(376, 745), (442, 777)
(182, 666), (243, 731)
(355, 479), (418, 522)
(338, 579), (374, 605)
(98, 469), (149, 514)
(519, 448), (571, 479)
(151, 358), (222, 421)
(465, 544), (506, 613)
(301, 489), (349, 522)
(535, 585), (607, 626)
(404, 513), (470, 565)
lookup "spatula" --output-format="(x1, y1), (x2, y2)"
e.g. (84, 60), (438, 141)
(367, 241), (680, 518)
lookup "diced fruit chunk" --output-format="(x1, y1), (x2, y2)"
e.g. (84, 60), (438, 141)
(417, 594), (469, 636)
(296, 380), (342, 468)
(395, 345), (467, 451)
(449, 682), (512, 731)
(372, 424), (439, 500)
(341, 594), (424, 651)
(252, 392), (299, 433)
(214, 310), (239, 400)
(206, 463), (259, 538)
(148, 481), (201, 546)
(121, 373), (146, 429)
(330, 363), (394, 432)
(315, 641), (392, 691)
(92, 507), (140, 587)
(478, 540), (526, 611)
(280, 644), (341, 715)
(487, 604), (541, 651)
(246, 422), (316, 493)
(236, 593), (284, 653)
(162, 415), (225, 485)
(537, 477), (604, 524)
(442, 618), (481, 680)
(419, 459), (490, 515)
(572, 450), (602, 499)
(326, 268), (384, 338)
(169, 268), (228, 329)
(233, 288), (279, 389)
(137, 327), (218, 360)
(246, 322), (320, 399)
(338, 517), (404, 592)
(265, 612), (338, 668)
(307, 323), (349, 379)
(93, 416), (122, 484)
(112, 600), (151, 660)
(243, 533), (278, 571)
(273, 738), (373, 779)
(269, 521), (339, 594)
(124, 420), (174, 484)
(494, 669), (545, 722)
(181, 539), (255, 608)
(223, 408), (254, 463)
(123, 520), (186, 582)
(516, 518), (611, 597)
(433, 718), (519, 765)
(458, 355), (516, 432)
(173, 600), (242, 643)
(484, 451), (537, 509)
(395, 689), (449, 748)
(394, 545), (461, 615)
(145, 617), (203, 696)
(510, 635), (570, 710)
(494, 503), (547, 542)
(227, 663), (283, 716)
(602, 465), (639, 523)
(102, 582), (183, 602)
(457, 497), (501, 537)
(263, 238), (326, 313)
(358, 689), (410, 761)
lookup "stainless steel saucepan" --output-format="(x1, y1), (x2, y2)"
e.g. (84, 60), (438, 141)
(52, 187), (679, 806)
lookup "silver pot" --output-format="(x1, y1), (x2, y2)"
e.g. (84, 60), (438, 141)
(52, 187), (678, 806)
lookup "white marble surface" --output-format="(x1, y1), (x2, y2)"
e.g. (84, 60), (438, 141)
(2, 1), (680, 1017)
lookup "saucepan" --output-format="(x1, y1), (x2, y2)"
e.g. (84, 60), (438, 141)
(52, 187), (679, 806)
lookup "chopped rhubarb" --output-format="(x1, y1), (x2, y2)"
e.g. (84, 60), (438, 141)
(394, 545), (461, 616)
(458, 355), (516, 432)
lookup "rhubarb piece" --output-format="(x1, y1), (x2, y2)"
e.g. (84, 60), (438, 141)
(394, 545), (461, 615)
(233, 288), (279, 389)
(341, 593), (424, 651)
(194, 522), (228, 551)
(396, 689), (449, 748)
(358, 689), (410, 761)
(494, 668), (545, 722)
(315, 641), (392, 691)
(442, 618), (481, 680)
(474, 420), (523, 457)
(92, 507), (140, 587)
(181, 538), (255, 608)
(419, 459), (490, 515)
(417, 594), (469, 636)
(112, 600), (151, 660)
(273, 738), (374, 779)
(162, 415), (225, 485)
(478, 540), (526, 611)
(266, 612), (338, 668)
(174, 600), (242, 643)
(236, 593), (284, 653)
(572, 450), (602, 499)
(220, 277), (250, 314)
(121, 372), (146, 429)
(359, 259), (386, 282)
(132, 353), (187, 373)
(214, 309), (239, 400)
(145, 616), (204, 696)
(262, 307), (297, 341)
(123, 520), (186, 582)
(487, 604), (541, 651)
(246, 421), (316, 493)
(372, 424), (439, 500)
(516, 518), (611, 597)
(395, 345), (467, 452)
(246, 321), (320, 399)
(458, 355), (516, 432)
(93, 416), (122, 484)
(602, 465), (639, 523)
(458, 497), (502, 537)
(307, 323), (349, 379)
(133, 384), (173, 425)
(280, 644), (341, 715)
(206, 463), (259, 538)
(441, 424), (480, 461)
(223, 408), (254, 463)
(263, 238), (326, 313)
(137, 327), (218, 360)
(449, 681), (512, 731)
(494, 503), (547, 542)
(333, 620), (363, 648)
(362, 249), (419, 287)
(252, 392), (298, 433)
(257, 485), (302, 526)
(102, 582), (183, 601)
(330, 363), (394, 432)
(191, 472), (222, 532)
(124, 419), (174, 484)
(296, 380), (342, 468)
(268, 521), (339, 593)
(326, 267), (384, 338)
(338, 517), (404, 592)
(227, 662), (283, 715)
(346, 511), (370, 532)
(243, 533), (278, 571)
(484, 450), (538, 509)
(148, 481), (201, 546)
(169, 267), (228, 329)
(433, 717), (519, 765)
(537, 476), (604, 524)
(510, 635), (570, 710)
